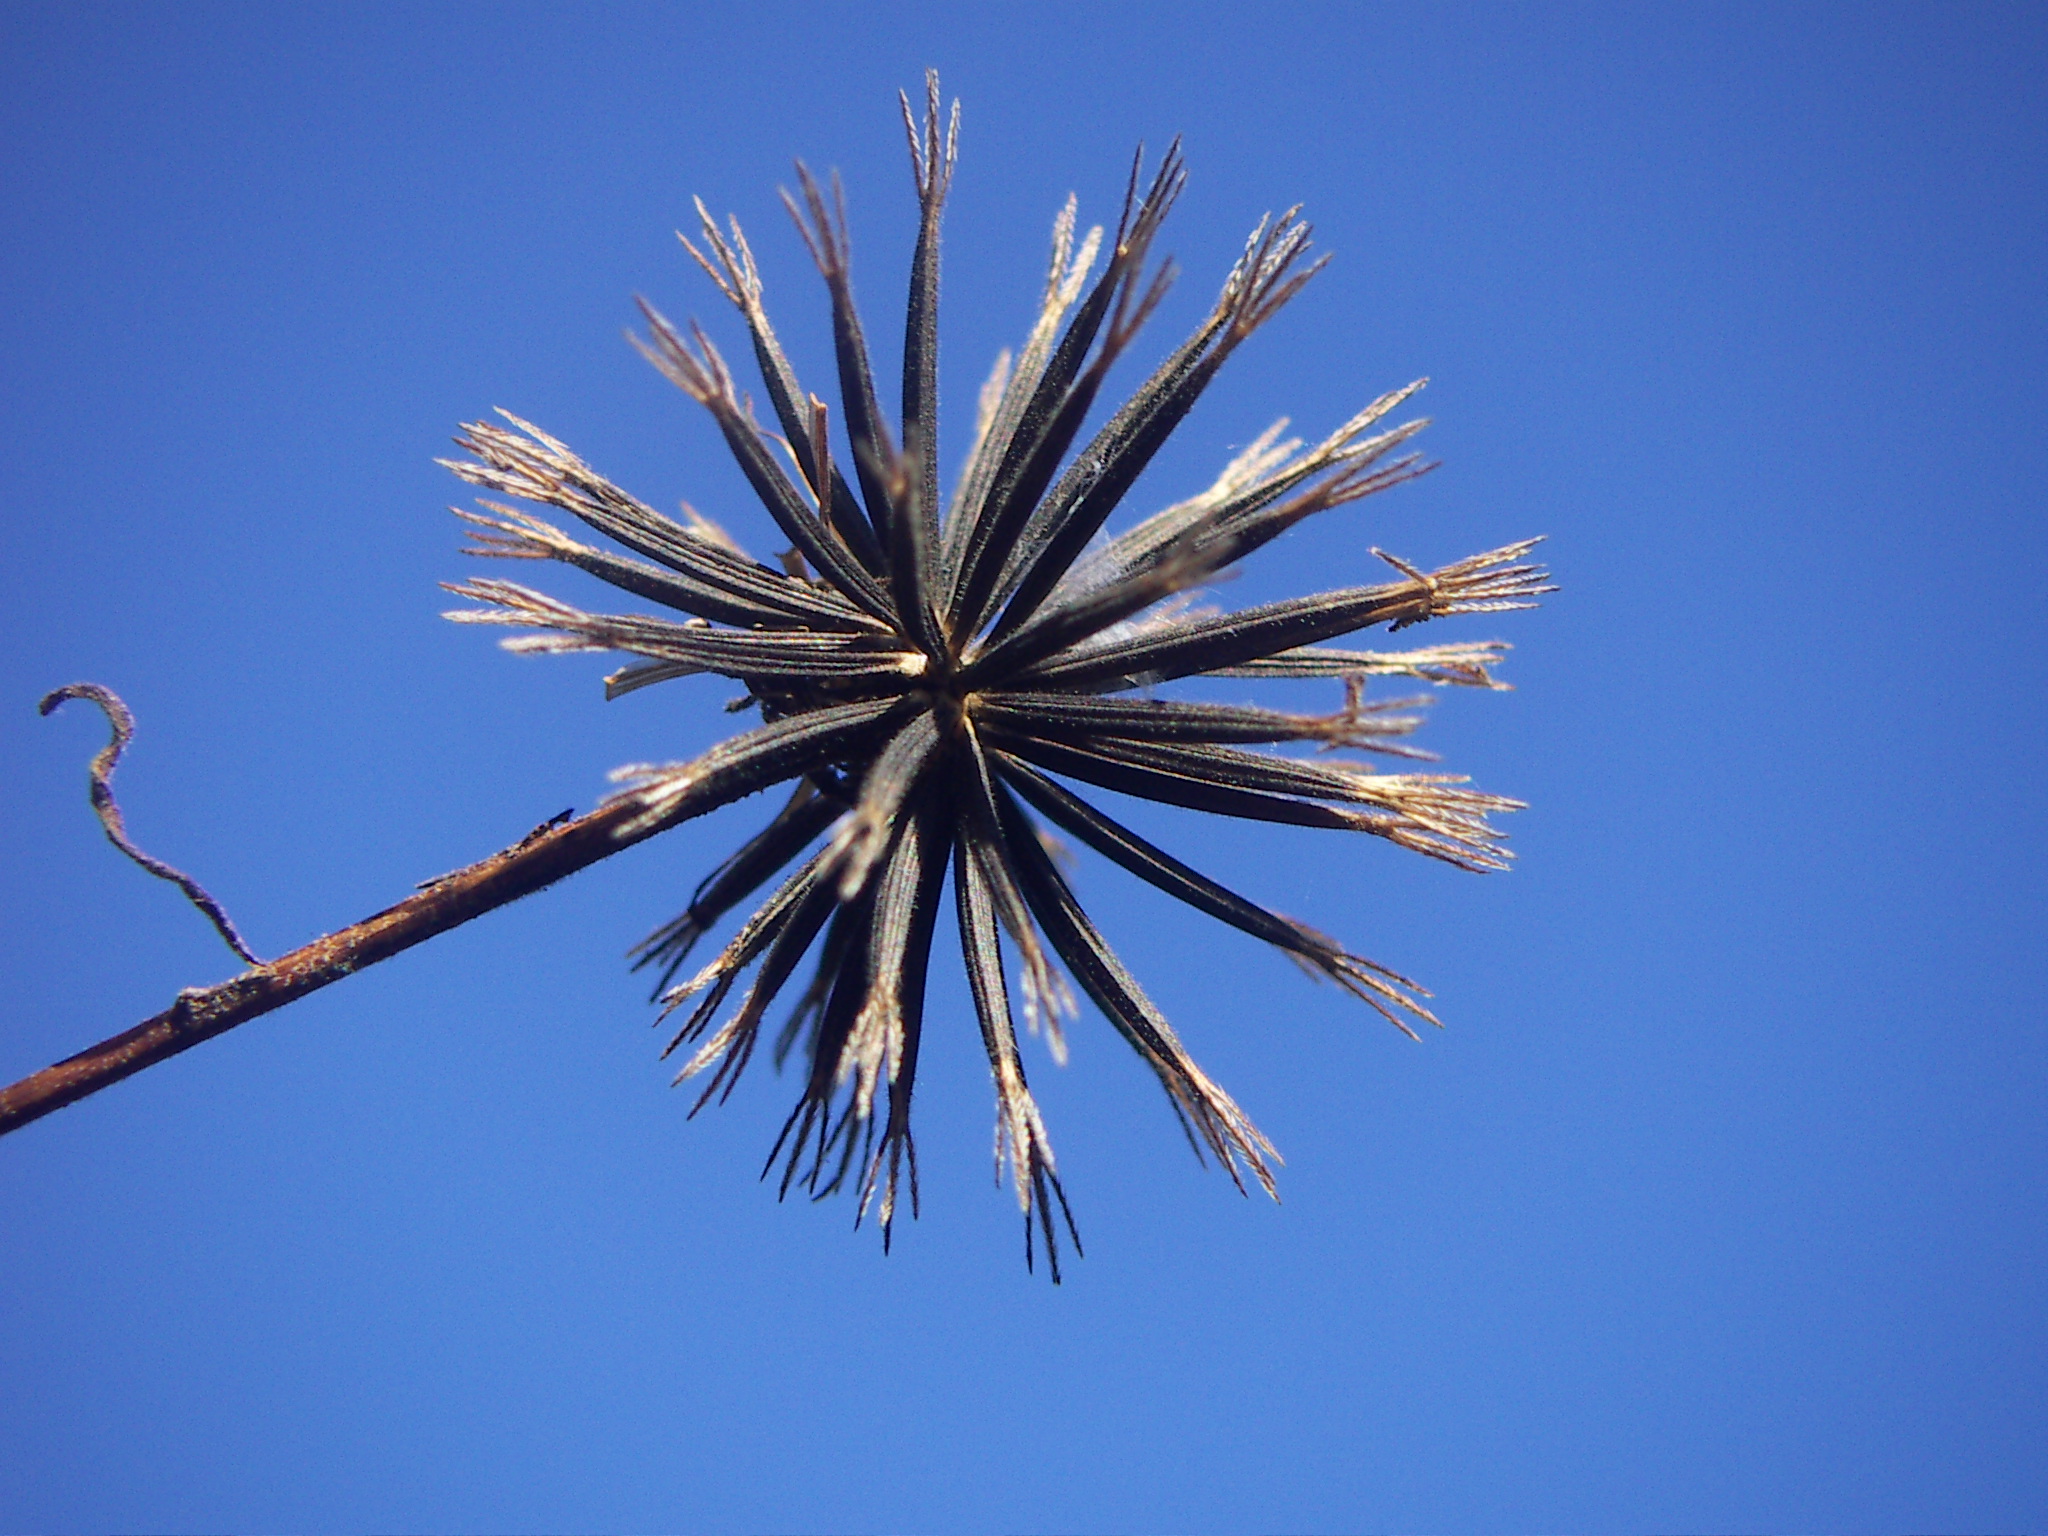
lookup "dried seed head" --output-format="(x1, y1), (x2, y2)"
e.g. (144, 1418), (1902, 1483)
(443, 73), (1549, 1279)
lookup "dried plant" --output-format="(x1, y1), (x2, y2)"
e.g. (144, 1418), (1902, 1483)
(437, 74), (1551, 1277)
(2, 76), (1545, 1280)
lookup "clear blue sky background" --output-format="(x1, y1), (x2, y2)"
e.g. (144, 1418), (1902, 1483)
(2, 4), (2042, 1531)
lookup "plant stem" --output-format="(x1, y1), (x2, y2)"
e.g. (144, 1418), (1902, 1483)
(0, 797), (660, 1137)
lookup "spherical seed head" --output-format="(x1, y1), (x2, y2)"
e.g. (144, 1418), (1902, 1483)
(442, 72), (1551, 1280)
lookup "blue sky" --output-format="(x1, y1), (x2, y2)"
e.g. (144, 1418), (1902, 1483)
(2, 3), (2042, 1530)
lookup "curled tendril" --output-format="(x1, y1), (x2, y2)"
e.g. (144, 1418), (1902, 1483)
(39, 683), (262, 968)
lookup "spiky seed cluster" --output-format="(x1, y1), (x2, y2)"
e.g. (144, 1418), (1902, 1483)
(443, 75), (1550, 1279)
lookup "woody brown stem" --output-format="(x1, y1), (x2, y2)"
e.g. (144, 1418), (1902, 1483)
(0, 796), (663, 1137)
